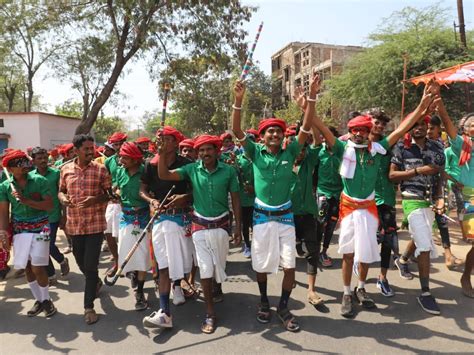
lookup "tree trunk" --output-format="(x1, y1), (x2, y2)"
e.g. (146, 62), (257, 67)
(26, 78), (33, 112)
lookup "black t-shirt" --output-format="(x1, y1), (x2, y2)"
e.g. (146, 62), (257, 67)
(141, 155), (192, 200)
(391, 138), (445, 198)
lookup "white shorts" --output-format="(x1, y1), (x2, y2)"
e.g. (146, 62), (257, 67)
(407, 207), (438, 258)
(105, 203), (121, 237)
(152, 220), (193, 281)
(252, 222), (296, 274)
(338, 208), (380, 263)
(13, 233), (50, 269)
(118, 224), (151, 274)
(192, 228), (229, 283)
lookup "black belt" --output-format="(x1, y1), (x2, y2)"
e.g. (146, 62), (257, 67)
(254, 208), (291, 216)
(164, 207), (191, 215)
(192, 214), (230, 230)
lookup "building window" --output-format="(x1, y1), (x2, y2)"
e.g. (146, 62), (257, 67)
(284, 67), (290, 82)
(0, 119), (4, 128)
(295, 78), (301, 88)
(294, 53), (301, 73)
(271, 57), (282, 72)
(303, 74), (310, 94)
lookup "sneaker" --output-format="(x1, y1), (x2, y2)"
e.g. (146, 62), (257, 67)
(243, 246), (251, 258)
(354, 287), (376, 309)
(376, 278), (395, 297)
(143, 309), (173, 328)
(27, 300), (43, 317)
(352, 262), (359, 278)
(340, 294), (354, 318)
(172, 286), (186, 306)
(101, 243), (109, 252)
(63, 246), (72, 254)
(394, 257), (414, 280)
(417, 293), (440, 315)
(320, 252), (333, 267)
(60, 257), (70, 276)
(42, 299), (57, 317)
(135, 292), (148, 311)
(296, 242), (305, 257)
(48, 276), (58, 287)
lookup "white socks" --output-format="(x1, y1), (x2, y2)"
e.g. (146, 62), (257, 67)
(39, 285), (50, 302)
(343, 286), (351, 295)
(358, 281), (365, 289)
(28, 281), (41, 301)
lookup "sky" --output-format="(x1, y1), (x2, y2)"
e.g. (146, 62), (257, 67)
(35, 0), (472, 128)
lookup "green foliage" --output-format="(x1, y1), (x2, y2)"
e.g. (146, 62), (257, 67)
(93, 116), (126, 144)
(55, 100), (82, 118)
(273, 102), (304, 125)
(326, 4), (474, 125)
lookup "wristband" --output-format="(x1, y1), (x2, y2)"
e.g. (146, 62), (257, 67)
(236, 134), (247, 142)
(232, 104), (242, 110)
(299, 126), (311, 134)
(307, 97), (316, 102)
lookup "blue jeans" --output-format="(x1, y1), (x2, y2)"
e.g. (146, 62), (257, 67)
(46, 222), (65, 277)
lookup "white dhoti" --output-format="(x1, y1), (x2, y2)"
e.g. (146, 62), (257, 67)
(152, 220), (193, 281)
(105, 203), (122, 238)
(338, 193), (380, 264)
(407, 207), (438, 258)
(13, 233), (50, 269)
(118, 224), (151, 274)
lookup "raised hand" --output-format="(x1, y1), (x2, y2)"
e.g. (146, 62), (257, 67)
(234, 81), (246, 104)
(293, 86), (307, 111)
(309, 70), (321, 97)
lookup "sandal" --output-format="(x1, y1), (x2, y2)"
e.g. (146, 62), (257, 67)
(446, 256), (464, 270)
(183, 286), (200, 299)
(276, 308), (300, 332)
(308, 293), (324, 306)
(256, 303), (271, 324)
(201, 314), (216, 334)
(84, 308), (98, 325)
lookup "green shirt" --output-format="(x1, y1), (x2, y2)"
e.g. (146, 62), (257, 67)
(374, 145), (396, 207)
(105, 154), (120, 185)
(333, 137), (390, 199)
(450, 135), (474, 188)
(115, 165), (147, 209)
(243, 137), (302, 206)
(292, 146), (320, 215)
(236, 154), (255, 207)
(316, 143), (343, 199)
(54, 158), (63, 167)
(445, 141), (464, 187)
(176, 160), (239, 217)
(31, 167), (61, 223)
(0, 173), (51, 220)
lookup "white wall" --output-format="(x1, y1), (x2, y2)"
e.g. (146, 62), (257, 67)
(0, 113), (41, 150)
(38, 113), (81, 149)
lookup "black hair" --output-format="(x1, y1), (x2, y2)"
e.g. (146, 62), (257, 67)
(30, 147), (48, 158)
(429, 115), (442, 127)
(328, 126), (340, 138)
(348, 111), (361, 119)
(367, 107), (391, 123)
(72, 134), (94, 148)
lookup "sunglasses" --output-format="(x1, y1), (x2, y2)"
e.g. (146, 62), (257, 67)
(7, 158), (32, 168)
(350, 127), (369, 134)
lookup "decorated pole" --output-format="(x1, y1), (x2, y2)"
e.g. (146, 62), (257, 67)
(240, 21), (263, 81)
(161, 82), (171, 127)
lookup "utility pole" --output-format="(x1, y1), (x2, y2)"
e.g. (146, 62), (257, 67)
(456, 0), (471, 112)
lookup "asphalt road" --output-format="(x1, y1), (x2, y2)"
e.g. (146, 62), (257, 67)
(1, 227), (473, 354)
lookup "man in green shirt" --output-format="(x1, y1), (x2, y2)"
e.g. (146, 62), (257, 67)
(232, 78), (314, 333)
(0, 149), (56, 317)
(158, 134), (241, 334)
(31, 147), (69, 285)
(306, 71), (438, 317)
(115, 142), (150, 311)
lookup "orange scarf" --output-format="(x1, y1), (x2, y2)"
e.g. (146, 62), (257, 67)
(339, 193), (378, 221)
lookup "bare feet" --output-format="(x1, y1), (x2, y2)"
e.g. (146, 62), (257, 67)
(460, 275), (474, 298)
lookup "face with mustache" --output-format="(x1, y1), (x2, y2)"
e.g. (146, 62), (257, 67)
(350, 127), (370, 144)
(371, 118), (386, 136)
(411, 120), (428, 139)
(198, 144), (218, 166)
(75, 140), (95, 164)
(261, 126), (283, 148)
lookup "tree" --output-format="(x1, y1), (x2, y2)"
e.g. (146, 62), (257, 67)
(0, 51), (26, 112)
(50, 1), (254, 134)
(55, 100), (83, 118)
(326, 4), (474, 125)
(93, 115), (126, 144)
(0, 1), (66, 112)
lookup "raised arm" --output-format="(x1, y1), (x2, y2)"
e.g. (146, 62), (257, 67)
(387, 81), (439, 146)
(232, 81), (247, 144)
(304, 71), (336, 147)
(434, 95), (457, 140)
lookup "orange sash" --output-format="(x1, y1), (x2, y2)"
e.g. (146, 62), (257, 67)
(339, 193), (378, 221)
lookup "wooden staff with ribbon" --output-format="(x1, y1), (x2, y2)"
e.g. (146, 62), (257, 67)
(240, 21), (263, 81)
(161, 82), (171, 127)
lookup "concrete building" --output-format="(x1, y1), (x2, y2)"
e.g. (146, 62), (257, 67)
(271, 42), (364, 115)
(0, 112), (81, 153)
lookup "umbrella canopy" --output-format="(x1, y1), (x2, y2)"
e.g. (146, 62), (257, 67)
(409, 61), (474, 85)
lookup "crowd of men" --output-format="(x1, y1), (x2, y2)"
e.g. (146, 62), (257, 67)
(0, 73), (472, 334)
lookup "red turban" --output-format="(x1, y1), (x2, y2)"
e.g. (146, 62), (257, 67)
(63, 143), (74, 154)
(50, 149), (59, 157)
(179, 138), (195, 149)
(348, 115), (373, 130)
(97, 146), (105, 153)
(285, 128), (297, 137)
(3, 148), (14, 153)
(108, 132), (128, 143)
(156, 126), (185, 143)
(220, 132), (232, 141)
(258, 118), (286, 135)
(246, 129), (258, 137)
(135, 136), (151, 144)
(2, 149), (28, 167)
(119, 142), (143, 160)
(194, 135), (222, 151)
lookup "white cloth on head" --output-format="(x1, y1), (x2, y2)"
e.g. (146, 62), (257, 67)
(252, 221), (296, 274)
(105, 203), (122, 237)
(340, 140), (387, 179)
(192, 228), (229, 283)
(407, 207), (438, 258)
(118, 224), (151, 273)
(338, 193), (380, 263)
(13, 233), (50, 269)
(152, 220), (193, 281)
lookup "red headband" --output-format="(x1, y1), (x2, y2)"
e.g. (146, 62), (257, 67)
(119, 142), (143, 160)
(285, 128), (297, 137)
(157, 126), (185, 143)
(258, 118), (287, 135)
(348, 115), (373, 130)
(2, 149), (28, 167)
(220, 132), (232, 141)
(179, 138), (195, 149)
(108, 132), (128, 143)
(246, 129), (258, 137)
(194, 135), (222, 151)
(135, 137), (151, 144)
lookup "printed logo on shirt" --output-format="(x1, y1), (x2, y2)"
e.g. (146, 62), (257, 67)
(282, 161), (288, 165)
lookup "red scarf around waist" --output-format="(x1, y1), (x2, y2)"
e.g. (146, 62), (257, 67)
(339, 193), (378, 221)
(459, 135), (473, 166)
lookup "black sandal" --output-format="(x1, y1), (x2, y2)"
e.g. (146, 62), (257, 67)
(256, 303), (271, 324)
(201, 314), (216, 334)
(276, 308), (300, 332)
